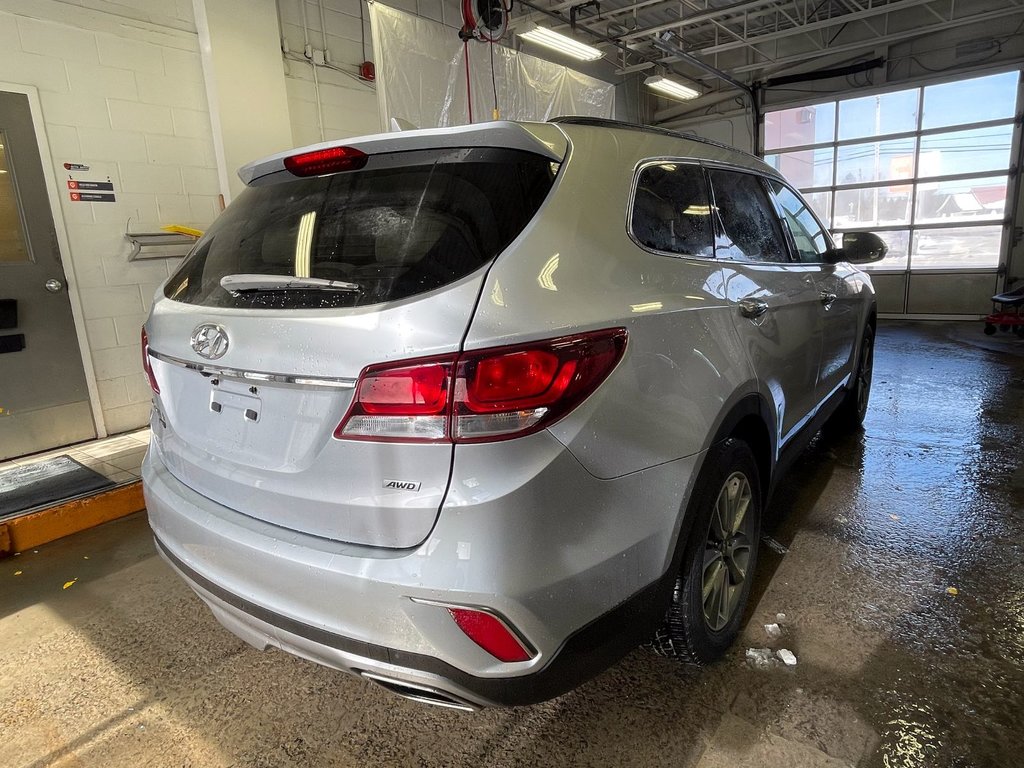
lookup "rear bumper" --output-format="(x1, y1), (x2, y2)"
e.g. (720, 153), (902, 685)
(153, 532), (669, 708)
(144, 440), (698, 706)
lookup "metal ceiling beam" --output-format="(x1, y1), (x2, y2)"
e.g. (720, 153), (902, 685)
(602, 0), (685, 19)
(517, 0), (756, 103)
(694, 0), (940, 55)
(618, 0), (825, 42)
(545, 0), (592, 13)
(727, 4), (1024, 73)
(546, 0), (775, 38)
(676, 0), (774, 57)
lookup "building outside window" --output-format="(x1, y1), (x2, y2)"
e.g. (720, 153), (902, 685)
(762, 71), (1020, 293)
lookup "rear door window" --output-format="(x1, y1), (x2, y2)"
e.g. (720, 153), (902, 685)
(630, 162), (714, 258)
(164, 147), (557, 309)
(708, 169), (789, 263)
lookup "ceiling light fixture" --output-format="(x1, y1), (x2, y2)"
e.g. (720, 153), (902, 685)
(518, 25), (603, 61)
(645, 75), (700, 101)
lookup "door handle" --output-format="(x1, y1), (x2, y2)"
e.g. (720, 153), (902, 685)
(820, 291), (837, 308)
(44, 278), (64, 293)
(739, 298), (769, 319)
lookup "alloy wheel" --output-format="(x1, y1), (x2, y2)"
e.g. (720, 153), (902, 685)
(702, 472), (754, 631)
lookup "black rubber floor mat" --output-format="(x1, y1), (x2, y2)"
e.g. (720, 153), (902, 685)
(0, 456), (115, 518)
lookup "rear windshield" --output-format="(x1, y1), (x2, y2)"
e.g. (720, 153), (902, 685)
(164, 147), (557, 309)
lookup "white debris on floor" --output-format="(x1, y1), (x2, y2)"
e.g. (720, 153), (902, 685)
(777, 649), (798, 666)
(745, 648), (776, 670)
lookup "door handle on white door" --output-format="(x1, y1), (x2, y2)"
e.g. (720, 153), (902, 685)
(44, 279), (64, 293)
(820, 291), (837, 308)
(739, 298), (769, 319)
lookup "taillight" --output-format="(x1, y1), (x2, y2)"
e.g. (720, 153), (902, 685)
(447, 607), (534, 663)
(335, 355), (454, 442)
(284, 146), (368, 177)
(141, 327), (159, 394)
(335, 328), (626, 443)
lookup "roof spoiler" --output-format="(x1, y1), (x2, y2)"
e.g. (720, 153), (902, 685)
(238, 121), (568, 185)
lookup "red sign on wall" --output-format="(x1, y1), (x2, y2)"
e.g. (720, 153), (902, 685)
(67, 178), (115, 202)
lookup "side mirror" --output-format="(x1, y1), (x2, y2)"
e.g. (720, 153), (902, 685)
(838, 232), (887, 264)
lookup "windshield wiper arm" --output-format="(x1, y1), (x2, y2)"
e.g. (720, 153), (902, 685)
(221, 274), (361, 293)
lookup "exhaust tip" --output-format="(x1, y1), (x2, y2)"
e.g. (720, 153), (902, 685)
(359, 671), (480, 712)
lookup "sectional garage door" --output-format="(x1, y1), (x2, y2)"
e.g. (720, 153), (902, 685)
(762, 69), (1021, 316)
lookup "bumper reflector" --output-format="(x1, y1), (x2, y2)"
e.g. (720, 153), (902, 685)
(447, 607), (534, 663)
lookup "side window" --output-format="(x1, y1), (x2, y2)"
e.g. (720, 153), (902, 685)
(630, 162), (714, 258)
(708, 170), (789, 263)
(768, 181), (831, 263)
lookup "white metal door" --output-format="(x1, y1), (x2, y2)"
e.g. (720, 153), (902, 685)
(0, 90), (94, 460)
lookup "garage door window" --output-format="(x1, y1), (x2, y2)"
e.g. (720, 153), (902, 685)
(763, 69), (1020, 274)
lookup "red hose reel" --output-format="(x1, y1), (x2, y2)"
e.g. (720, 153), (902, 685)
(460, 0), (510, 43)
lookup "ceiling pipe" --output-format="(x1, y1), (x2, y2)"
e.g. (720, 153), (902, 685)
(647, 34), (754, 101)
(761, 57), (884, 88)
(646, 33), (758, 147)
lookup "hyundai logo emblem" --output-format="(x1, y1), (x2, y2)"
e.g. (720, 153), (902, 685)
(190, 323), (229, 360)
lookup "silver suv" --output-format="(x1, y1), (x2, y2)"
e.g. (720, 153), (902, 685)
(142, 118), (882, 710)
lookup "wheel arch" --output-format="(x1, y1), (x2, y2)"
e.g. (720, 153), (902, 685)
(644, 391), (777, 651)
(854, 302), (878, 387)
(707, 392), (776, 505)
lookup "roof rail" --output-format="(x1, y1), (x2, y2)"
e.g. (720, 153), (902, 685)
(548, 116), (758, 160)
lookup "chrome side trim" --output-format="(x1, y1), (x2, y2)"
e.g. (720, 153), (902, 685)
(148, 349), (357, 390)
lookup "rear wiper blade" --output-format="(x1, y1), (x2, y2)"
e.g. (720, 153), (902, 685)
(220, 274), (361, 293)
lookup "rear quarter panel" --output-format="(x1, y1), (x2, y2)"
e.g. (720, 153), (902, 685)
(463, 126), (756, 481)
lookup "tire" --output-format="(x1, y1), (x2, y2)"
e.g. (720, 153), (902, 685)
(650, 439), (762, 665)
(827, 324), (874, 433)
(984, 324), (997, 336)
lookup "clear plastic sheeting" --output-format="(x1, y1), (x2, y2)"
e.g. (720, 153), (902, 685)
(369, 4), (614, 129)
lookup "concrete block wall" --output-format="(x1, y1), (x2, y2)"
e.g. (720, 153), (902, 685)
(277, 0), (462, 145)
(2, 0), (616, 445)
(0, 0), (220, 435)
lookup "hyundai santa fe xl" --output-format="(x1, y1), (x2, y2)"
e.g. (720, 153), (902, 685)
(142, 117), (884, 710)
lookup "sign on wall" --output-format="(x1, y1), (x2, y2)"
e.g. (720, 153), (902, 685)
(66, 173), (115, 203)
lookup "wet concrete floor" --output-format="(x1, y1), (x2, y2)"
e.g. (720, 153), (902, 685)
(2, 321), (1022, 768)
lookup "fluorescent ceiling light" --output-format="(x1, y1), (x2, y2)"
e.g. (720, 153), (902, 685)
(645, 75), (700, 101)
(518, 25), (602, 61)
